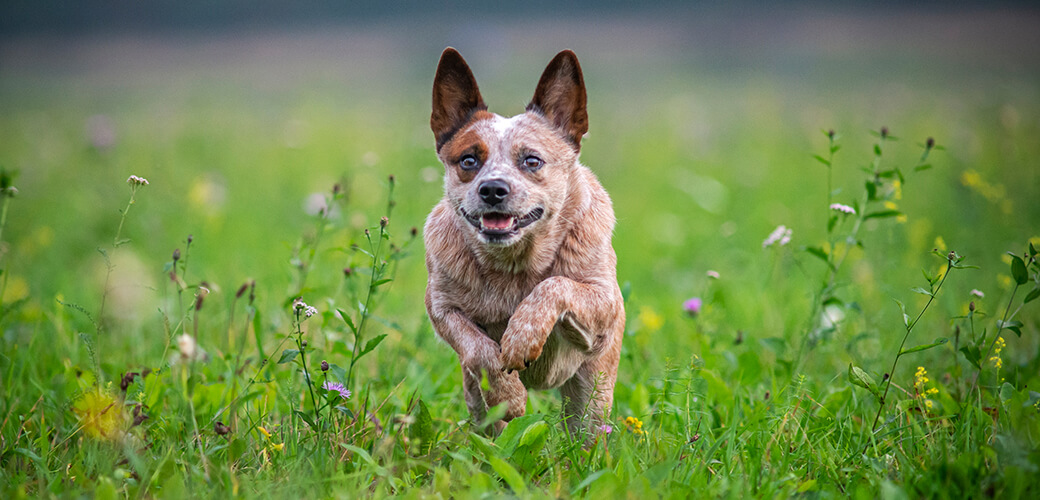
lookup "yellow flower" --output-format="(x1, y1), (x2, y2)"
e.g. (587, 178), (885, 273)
(990, 336), (1006, 369)
(73, 389), (126, 440)
(892, 180), (903, 200)
(625, 416), (645, 435)
(257, 426), (271, 438)
(933, 236), (947, 253)
(638, 307), (663, 332)
(271, 442), (284, 452)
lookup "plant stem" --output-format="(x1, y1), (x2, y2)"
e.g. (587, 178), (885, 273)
(346, 225), (385, 390)
(870, 258), (953, 434)
(963, 283), (1019, 408)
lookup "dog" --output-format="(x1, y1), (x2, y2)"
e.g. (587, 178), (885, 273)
(423, 47), (625, 435)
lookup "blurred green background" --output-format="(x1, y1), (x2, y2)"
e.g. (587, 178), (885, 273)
(1, 2), (1038, 380)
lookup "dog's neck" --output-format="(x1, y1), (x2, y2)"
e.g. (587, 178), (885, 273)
(464, 165), (589, 277)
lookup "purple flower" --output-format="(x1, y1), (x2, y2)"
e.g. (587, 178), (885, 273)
(683, 297), (703, 317)
(597, 424), (613, 435)
(322, 382), (351, 400)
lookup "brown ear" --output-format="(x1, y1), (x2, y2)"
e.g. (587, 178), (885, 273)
(431, 48), (486, 151)
(527, 50), (588, 148)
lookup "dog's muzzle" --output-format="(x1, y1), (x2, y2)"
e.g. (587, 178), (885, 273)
(461, 207), (544, 241)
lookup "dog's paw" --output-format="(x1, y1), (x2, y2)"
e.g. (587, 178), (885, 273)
(499, 325), (544, 373)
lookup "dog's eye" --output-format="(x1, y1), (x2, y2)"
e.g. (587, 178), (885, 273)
(522, 155), (543, 171)
(459, 155), (480, 171)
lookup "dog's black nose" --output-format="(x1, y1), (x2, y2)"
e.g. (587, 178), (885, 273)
(478, 179), (510, 206)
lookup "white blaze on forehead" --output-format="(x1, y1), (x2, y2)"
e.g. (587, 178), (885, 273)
(490, 114), (523, 138)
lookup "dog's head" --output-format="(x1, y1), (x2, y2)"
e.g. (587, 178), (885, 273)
(431, 48), (588, 248)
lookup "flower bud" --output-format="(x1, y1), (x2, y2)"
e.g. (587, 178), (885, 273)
(926, 137), (935, 149)
(173, 248), (181, 263)
(380, 216), (389, 228)
(969, 301), (975, 312)
(321, 360), (329, 372)
(880, 126), (889, 139)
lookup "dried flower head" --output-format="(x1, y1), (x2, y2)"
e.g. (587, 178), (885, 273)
(177, 334), (197, 360)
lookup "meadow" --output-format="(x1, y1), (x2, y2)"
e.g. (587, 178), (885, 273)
(1, 10), (1040, 498)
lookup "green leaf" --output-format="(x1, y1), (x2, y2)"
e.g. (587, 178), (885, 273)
(874, 144), (882, 156)
(360, 334), (388, 357)
(997, 320), (1024, 337)
(813, 154), (831, 167)
(1030, 242), (1038, 258)
(960, 345), (982, 370)
(1024, 287), (1040, 304)
(277, 349), (300, 364)
(865, 210), (903, 220)
(805, 246), (830, 266)
(370, 278), (393, 288)
(910, 286), (933, 297)
(831, 144), (841, 154)
(294, 409), (316, 430)
(899, 337), (948, 356)
(1011, 255), (1028, 285)
(488, 456), (526, 494)
(865, 181), (877, 201)
(337, 308), (358, 334)
(848, 364), (881, 399)
(914, 163), (933, 172)
(894, 299), (909, 327)
(412, 399), (435, 455)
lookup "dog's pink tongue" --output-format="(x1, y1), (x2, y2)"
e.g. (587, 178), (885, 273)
(482, 213), (513, 230)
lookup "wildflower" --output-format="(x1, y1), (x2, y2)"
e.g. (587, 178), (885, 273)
(271, 442), (285, 452)
(597, 424), (613, 435)
(914, 366), (930, 389)
(706, 270), (720, 280)
(126, 175), (149, 187)
(970, 289), (984, 299)
(177, 334), (197, 360)
(380, 216), (389, 228)
(320, 360), (329, 372)
(829, 203), (856, 215)
(257, 426), (272, 438)
(638, 306), (663, 332)
(322, 381), (352, 400)
(762, 225), (793, 248)
(292, 298), (319, 319)
(989, 336), (1005, 369)
(683, 297), (703, 317)
(624, 416), (645, 436)
(73, 389), (125, 439)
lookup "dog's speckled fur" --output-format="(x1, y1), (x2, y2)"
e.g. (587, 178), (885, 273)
(424, 48), (625, 434)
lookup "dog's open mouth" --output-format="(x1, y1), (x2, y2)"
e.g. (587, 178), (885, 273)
(462, 207), (544, 239)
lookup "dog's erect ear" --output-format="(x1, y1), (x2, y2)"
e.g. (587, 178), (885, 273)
(431, 48), (486, 151)
(527, 50), (588, 149)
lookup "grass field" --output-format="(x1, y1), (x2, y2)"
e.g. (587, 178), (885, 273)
(2, 8), (1040, 498)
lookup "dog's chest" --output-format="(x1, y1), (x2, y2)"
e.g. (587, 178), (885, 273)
(463, 272), (542, 327)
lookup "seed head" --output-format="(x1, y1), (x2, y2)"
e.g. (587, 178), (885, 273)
(194, 285), (210, 311)
(236, 282), (249, 299)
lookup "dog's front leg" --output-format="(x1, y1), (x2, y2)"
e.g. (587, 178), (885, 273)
(429, 307), (527, 430)
(499, 276), (622, 371)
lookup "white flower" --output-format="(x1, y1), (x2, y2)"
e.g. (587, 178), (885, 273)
(177, 334), (197, 360)
(706, 270), (720, 280)
(127, 175), (149, 187)
(829, 203), (856, 215)
(970, 289), (984, 299)
(763, 225), (793, 248)
(292, 298), (319, 319)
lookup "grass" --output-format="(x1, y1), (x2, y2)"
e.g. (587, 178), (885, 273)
(1, 16), (1040, 498)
